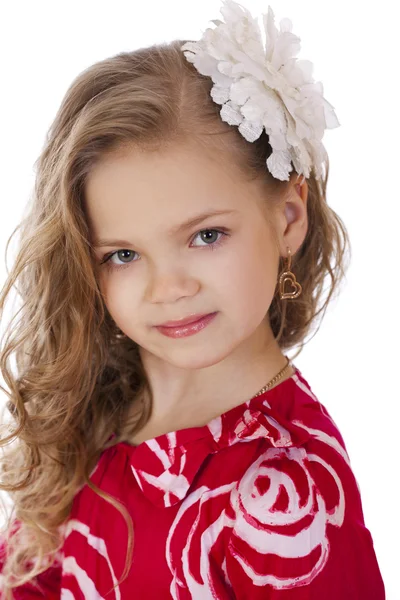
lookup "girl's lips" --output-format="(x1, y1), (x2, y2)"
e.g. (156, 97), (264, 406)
(155, 312), (218, 338)
(157, 313), (215, 328)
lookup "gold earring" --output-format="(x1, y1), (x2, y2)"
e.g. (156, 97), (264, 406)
(279, 247), (302, 300)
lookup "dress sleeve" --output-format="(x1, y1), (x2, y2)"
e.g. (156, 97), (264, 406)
(223, 427), (386, 599)
(0, 536), (62, 599)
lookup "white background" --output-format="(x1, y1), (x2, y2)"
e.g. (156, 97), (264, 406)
(0, 0), (398, 597)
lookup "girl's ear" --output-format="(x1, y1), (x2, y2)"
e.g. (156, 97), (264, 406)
(278, 177), (309, 256)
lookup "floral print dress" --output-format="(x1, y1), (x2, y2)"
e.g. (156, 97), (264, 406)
(0, 365), (385, 598)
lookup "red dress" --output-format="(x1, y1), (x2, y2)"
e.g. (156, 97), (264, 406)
(0, 365), (385, 598)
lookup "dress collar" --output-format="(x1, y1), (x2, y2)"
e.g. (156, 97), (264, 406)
(117, 366), (311, 508)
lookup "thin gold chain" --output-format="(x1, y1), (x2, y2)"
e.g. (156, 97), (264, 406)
(253, 355), (293, 397)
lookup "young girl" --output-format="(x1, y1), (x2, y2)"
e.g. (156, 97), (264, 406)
(0, 1), (385, 598)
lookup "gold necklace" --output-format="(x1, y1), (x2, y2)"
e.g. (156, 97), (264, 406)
(253, 355), (293, 398)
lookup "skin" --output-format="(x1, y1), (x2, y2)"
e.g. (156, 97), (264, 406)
(84, 142), (308, 444)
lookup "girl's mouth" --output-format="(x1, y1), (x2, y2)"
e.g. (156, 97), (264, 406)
(154, 312), (218, 338)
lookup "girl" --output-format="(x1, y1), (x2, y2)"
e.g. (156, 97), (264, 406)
(0, 1), (385, 598)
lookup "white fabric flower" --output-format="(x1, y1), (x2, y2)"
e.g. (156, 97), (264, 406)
(181, 0), (340, 181)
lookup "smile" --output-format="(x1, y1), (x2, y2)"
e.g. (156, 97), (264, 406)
(154, 312), (218, 338)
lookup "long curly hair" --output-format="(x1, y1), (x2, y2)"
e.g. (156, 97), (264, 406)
(0, 39), (350, 596)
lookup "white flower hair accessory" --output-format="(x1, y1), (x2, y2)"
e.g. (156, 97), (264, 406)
(181, 0), (340, 182)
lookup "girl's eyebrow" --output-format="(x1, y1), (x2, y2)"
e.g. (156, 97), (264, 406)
(92, 208), (239, 248)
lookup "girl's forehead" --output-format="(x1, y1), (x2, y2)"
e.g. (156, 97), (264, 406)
(84, 145), (266, 230)
(86, 142), (246, 195)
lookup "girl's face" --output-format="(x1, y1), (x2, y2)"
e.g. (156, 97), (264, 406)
(85, 143), (289, 370)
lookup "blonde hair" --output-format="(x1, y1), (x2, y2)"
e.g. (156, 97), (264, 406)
(0, 40), (350, 596)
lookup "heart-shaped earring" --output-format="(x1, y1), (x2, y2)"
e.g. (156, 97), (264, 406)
(279, 247), (302, 300)
(279, 271), (302, 299)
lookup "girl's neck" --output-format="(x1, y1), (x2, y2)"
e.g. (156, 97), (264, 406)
(127, 352), (294, 447)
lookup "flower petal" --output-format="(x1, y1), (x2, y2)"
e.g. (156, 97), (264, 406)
(181, 0), (340, 182)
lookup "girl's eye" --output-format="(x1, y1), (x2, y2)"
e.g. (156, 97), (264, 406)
(191, 228), (227, 248)
(99, 228), (229, 271)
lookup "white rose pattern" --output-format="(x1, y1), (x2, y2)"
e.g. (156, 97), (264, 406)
(163, 413), (348, 597)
